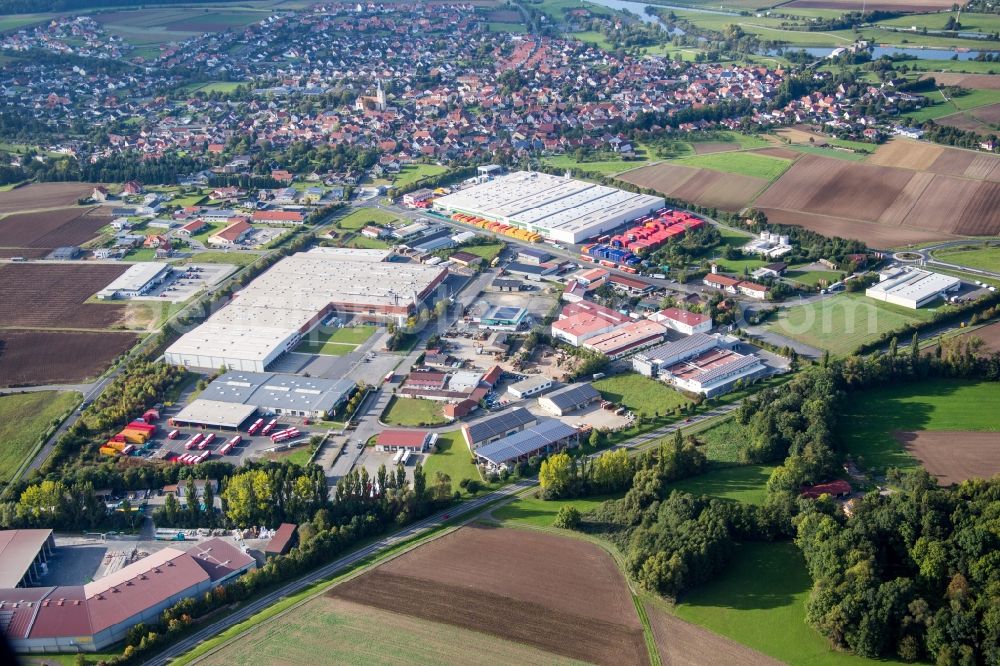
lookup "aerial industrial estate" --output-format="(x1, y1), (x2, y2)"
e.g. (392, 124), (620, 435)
(1, 0), (1000, 665)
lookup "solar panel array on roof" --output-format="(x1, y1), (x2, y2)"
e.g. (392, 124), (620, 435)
(474, 419), (578, 466)
(542, 383), (600, 411)
(463, 407), (536, 446)
(634, 333), (717, 364)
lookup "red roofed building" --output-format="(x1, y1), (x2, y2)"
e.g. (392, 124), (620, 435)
(264, 523), (298, 557)
(253, 210), (305, 225)
(650, 307), (712, 335)
(703, 273), (741, 293)
(444, 399), (477, 420)
(800, 479), (852, 499)
(737, 281), (768, 300)
(177, 218), (207, 236)
(208, 219), (253, 247)
(375, 429), (432, 452)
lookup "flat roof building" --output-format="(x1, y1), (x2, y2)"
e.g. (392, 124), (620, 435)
(477, 305), (528, 331)
(866, 267), (961, 309)
(507, 375), (554, 399)
(171, 399), (258, 429)
(473, 419), (579, 470)
(633, 333), (721, 378)
(583, 320), (667, 360)
(197, 371), (355, 419)
(537, 383), (601, 416)
(96, 262), (172, 300)
(649, 308), (712, 336)
(433, 171), (664, 244)
(660, 348), (767, 397)
(165, 249), (446, 371)
(461, 407), (537, 450)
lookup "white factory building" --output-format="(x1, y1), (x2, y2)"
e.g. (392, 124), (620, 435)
(432, 171), (665, 244)
(743, 230), (793, 258)
(866, 267), (961, 309)
(164, 249), (446, 372)
(96, 262), (172, 299)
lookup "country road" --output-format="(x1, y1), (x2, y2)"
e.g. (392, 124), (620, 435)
(143, 402), (738, 665)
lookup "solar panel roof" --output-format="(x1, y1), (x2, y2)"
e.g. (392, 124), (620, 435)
(463, 407), (536, 445)
(474, 419), (578, 465)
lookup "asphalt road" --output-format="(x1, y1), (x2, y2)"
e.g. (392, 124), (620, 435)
(143, 402), (738, 665)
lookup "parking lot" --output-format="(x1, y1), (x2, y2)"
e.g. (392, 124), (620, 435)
(134, 262), (237, 303)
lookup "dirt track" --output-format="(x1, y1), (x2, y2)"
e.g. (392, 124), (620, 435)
(329, 526), (646, 665)
(896, 430), (1000, 485)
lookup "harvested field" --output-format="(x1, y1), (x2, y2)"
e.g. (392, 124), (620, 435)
(692, 141), (739, 154)
(758, 209), (949, 249)
(644, 603), (782, 666)
(617, 163), (767, 211)
(200, 596), (584, 666)
(330, 526), (645, 665)
(0, 330), (136, 387)
(895, 430), (1000, 485)
(920, 73), (1000, 90)
(887, 174), (980, 233)
(867, 139), (944, 171)
(785, 0), (956, 9)
(0, 207), (109, 250)
(0, 248), (48, 259)
(936, 107), (998, 135)
(961, 320), (1000, 352)
(0, 182), (96, 215)
(0, 264), (127, 329)
(752, 147), (801, 160)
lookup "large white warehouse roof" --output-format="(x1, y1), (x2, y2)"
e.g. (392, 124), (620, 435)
(866, 268), (961, 309)
(433, 171), (665, 244)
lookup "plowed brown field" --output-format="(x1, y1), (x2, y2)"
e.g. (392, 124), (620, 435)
(757, 209), (950, 246)
(0, 330), (137, 387)
(0, 183), (97, 215)
(895, 430), (1000, 485)
(785, 0), (955, 9)
(0, 207), (109, 250)
(644, 602), (782, 666)
(0, 263), (127, 329)
(693, 142), (739, 154)
(618, 163), (767, 211)
(329, 526), (645, 665)
(919, 73), (1000, 90)
(961, 321), (1000, 352)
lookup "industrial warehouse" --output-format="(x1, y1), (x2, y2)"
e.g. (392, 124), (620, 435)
(164, 248), (446, 371)
(433, 171), (665, 243)
(865, 267), (961, 309)
(633, 334), (768, 397)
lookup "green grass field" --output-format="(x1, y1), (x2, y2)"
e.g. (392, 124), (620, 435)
(784, 269), (843, 287)
(392, 164), (448, 190)
(593, 373), (691, 418)
(908, 59), (1000, 75)
(932, 244), (1000, 273)
(710, 256), (766, 274)
(489, 21), (527, 33)
(0, 392), (80, 485)
(184, 81), (243, 95)
(668, 465), (774, 505)
(764, 292), (939, 355)
(840, 379), (1000, 473)
(296, 326), (375, 355)
(570, 29), (614, 49)
(692, 417), (749, 464)
(456, 243), (504, 262)
(381, 396), (448, 427)
(669, 152), (792, 181)
(875, 11), (1000, 34)
(187, 251), (257, 266)
(337, 208), (399, 230)
(787, 144), (869, 162)
(675, 541), (905, 666)
(543, 152), (651, 176)
(903, 88), (1000, 123)
(422, 431), (496, 498)
(493, 493), (621, 527)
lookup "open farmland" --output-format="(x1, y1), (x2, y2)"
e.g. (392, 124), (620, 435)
(0, 182), (96, 215)
(0, 330), (137, 387)
(617, 162), (768, 211)
(784, 0), (957, 9)
(895, 431), (1000, 485)
(329, 526), (646, 665)
(959, 320), (1000, 352)
(0, 391), (81, 485)
(644, 603), (782, 666)
(0, 264), (127, 329)
(937, 103), (1000, 135)
(668, 152), (792, 181)
(920, 73), (1000, 90)
(840, 379), (1000, 472)
(0, 207), (110, 252)
(762, 292), (935, 356)
(753, 148), (1000, 245)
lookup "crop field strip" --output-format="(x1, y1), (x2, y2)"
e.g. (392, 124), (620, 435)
(617, 162), (769, 212)
(328, 526), (646, 665)
(0, 263), (128, 329)
(0, 329), (138, 387)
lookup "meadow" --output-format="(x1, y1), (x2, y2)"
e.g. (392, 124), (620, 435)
(392, 164), (449, 189)
(667, 464), (775, 505)
(421, 431), (496, 498)
(669, 151), (792, 181)
(381, 396), (448, 427)
(763, 292), (938, 355)
(839, 378), (1000, 472)
(932, 243), (1000, 273)
(0, 391), (80, 486)
(296, 326), (375, 355)
(336, 208), (400, 230)
(593, 372), (691, 418)
(902, 88), (1000, 123)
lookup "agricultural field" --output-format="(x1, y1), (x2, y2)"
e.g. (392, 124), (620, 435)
(489, 21), (528, 33)
(617, 162), (769, 212)
(644, 603), (782, 666)
(295, 325), (376, 355)
(902, 88), (1000, 123)
(93, 7), (266, 49)
(0, 391), (80, 486)
(593, 372), (691, 418)
(919, 72), (1000, 90)
(0, 182), (95, 214)
(0, 264), (129, 329)
(335, 208), (399, 230)
(392, 164), (449, 189)
(675, 541), (903, 666)
(753, 147), (1000, 246)
(182, 81), (243, 94)
(492, 493), (621, 527)
(783, 0), (957, 11)
(0, 330), (137, 387)
(875, 11), (1000, 36)
(199, 596), (584, 666)
(381, 396), (448, 427)
(763, 291), (937, 356)
(0, 207), (111, 256)
(959, 319), (1000, 352)
(840, 378), (1000, 474)
(936, 103), (1000, 135)
(543, 152), (651, 176)
(667, 464), (775, 505)
(668, 152), (792, 181)
(896, 431), (1000, 486)
(932, 243), (1000, 273)
(329, 526), (646, 665)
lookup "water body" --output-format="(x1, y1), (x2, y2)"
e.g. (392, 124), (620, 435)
(767, 45), (989, 60)
(588, 0), (738, 17)
(584, 0), (685, 34)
